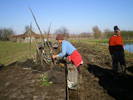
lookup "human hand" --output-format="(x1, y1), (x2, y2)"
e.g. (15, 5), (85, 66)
(52, 55), (58, 59)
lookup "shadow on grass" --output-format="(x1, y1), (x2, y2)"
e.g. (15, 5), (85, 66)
(88, 64), (133, 100)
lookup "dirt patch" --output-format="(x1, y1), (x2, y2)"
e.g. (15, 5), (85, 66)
(0, 60), (66, 100)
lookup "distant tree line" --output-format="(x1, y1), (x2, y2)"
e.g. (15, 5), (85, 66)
(85, 26), (133, 40)
(1, 26), (133, 41)
(103, 30), (133, 40)
(54, 26), (133, 40)
(120, 31), (133, 40)
(0, 28), (15, 41)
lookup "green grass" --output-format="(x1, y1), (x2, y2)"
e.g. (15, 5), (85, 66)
(70, 39), (108, 45)
(0, 40), (132, 66)
(0, 41), (36, 65)
(124, 40), (133, 44)
(125, 51), (133, 62)
(70, 38), (133, 44)
(72, 39), (133, 61)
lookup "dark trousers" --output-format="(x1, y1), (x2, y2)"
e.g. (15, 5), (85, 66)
(111, 51), (126, 73)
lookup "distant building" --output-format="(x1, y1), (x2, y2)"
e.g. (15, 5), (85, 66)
(10, 29), (41, 43)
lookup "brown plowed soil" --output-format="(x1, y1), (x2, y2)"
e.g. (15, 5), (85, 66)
(0, 42), (133, 100)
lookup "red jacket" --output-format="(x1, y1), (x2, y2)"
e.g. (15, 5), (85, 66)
(109, 35), (123, 46)
(109, 35), (124, 55)
(67, 50), (83, 67)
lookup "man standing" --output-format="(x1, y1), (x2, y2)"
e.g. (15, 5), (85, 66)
(109, 26), (126, 74)
(52, 34), (83, 89)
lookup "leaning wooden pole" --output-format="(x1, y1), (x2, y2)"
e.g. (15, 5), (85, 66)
(29, 8), (55, 67)
(29, 8), (44, 43)
(65, 64), (69, 100)
(29, 24), (32, 58)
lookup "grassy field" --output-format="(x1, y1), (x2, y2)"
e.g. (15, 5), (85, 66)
(0, 41), (36, 65)
(0, 40), (132, 65)
(70, 38), (133, 44)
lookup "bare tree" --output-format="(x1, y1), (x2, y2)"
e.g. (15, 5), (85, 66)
(0, 28), (15, 41)
(55, 27), (69, 38)
(92, 26), (102, 39)
(103, 29), (113, 38)
(25, 25), (30, 32)
(25, 25), (33, 33)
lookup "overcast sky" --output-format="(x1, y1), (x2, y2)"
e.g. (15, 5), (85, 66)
(0, 0), (133, 34)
